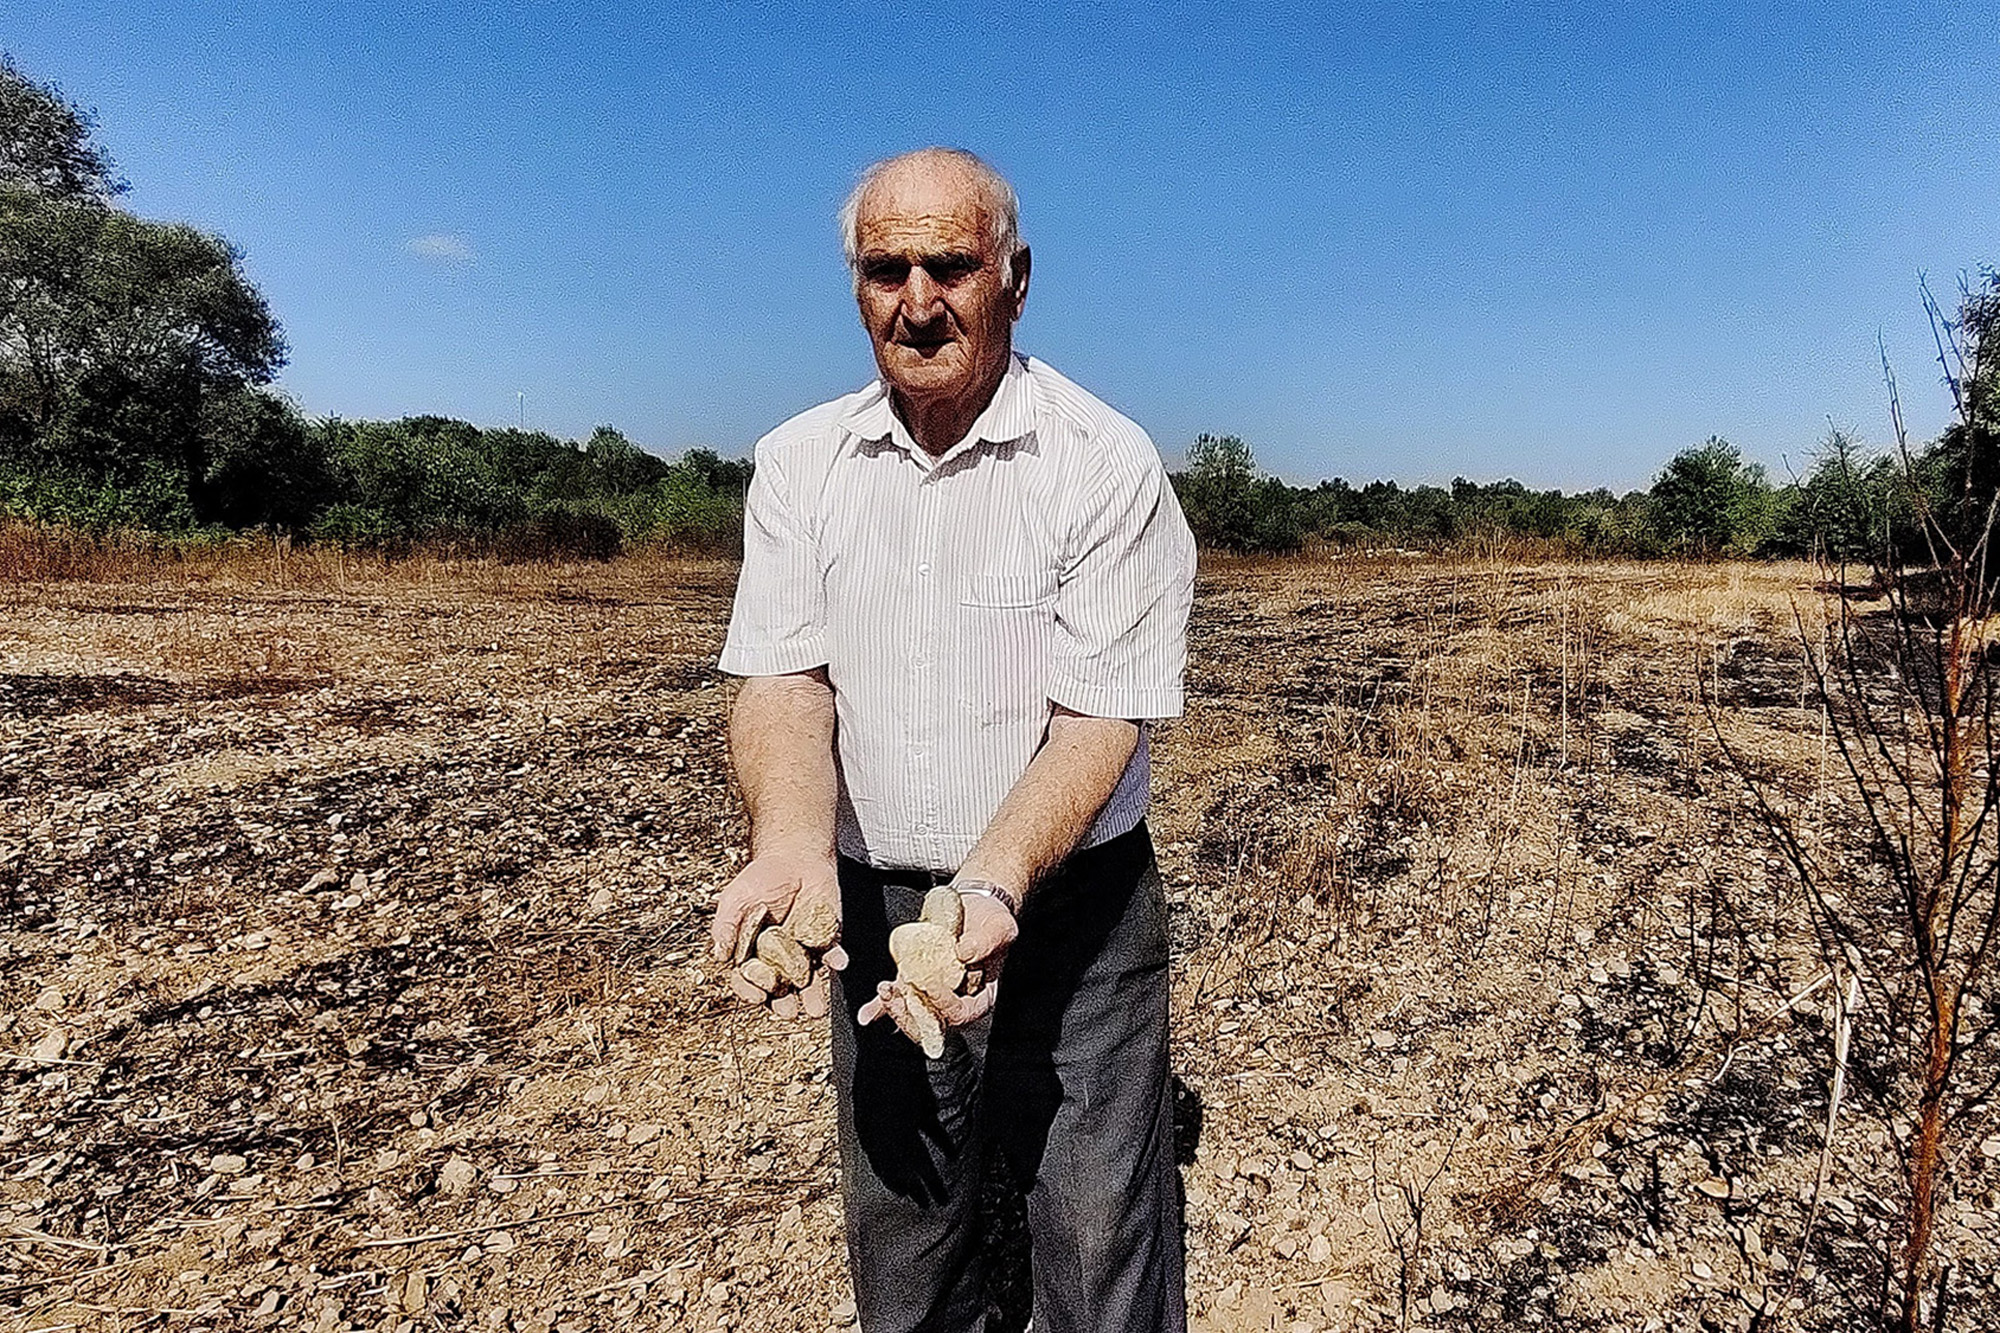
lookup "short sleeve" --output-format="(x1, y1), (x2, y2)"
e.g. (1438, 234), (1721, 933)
(1046, 440), (1197, 719)
(717, 442), (829, 677)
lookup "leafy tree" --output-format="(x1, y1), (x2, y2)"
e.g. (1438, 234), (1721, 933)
(1921, 270), (1999, 567)
(1175, 433), (1278, 552)
(0, 53), (285, 525)
(0, 198), (287, 496)
(0, 55), (123, 201)
(1776, 427), (1909, 563)
(1650, 436), (1776, 555)
(200, 387), (333, 529)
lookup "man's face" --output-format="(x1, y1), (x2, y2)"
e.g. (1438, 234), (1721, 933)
(853, 164), (1026, 412)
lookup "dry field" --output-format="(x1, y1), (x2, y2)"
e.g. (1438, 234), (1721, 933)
(3, 543), (1995, 1332)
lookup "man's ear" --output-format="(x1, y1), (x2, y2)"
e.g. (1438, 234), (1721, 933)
(1010, 246), (1031, 318)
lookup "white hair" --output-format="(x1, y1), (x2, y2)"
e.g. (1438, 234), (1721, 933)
(838, 147), (1024, 290)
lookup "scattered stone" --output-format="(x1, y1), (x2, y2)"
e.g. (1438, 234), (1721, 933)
(436, 1157), (478, 1194)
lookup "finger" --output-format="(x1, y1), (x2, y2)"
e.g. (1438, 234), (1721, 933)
(955, 916), (1015, 965)
(710, 897), (743, 962)
(931, 981), (998, 1028)
(885, 989), (925, 1047)
(822, 943), (850, 972)
(732, 903), (773, 965)
(770, 990), (801, 1020)
(800, 968), (830, 1020)
(726, 968), (770, 1005)
(857, 996), (887, 1025)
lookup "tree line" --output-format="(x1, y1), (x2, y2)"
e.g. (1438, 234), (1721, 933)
(1174, 318), (1997, 562)
(3, 53), (1992, 563)
(0, 55), (748, 556)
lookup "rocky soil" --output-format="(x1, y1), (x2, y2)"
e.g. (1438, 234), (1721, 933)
(3, 550), (1994, 1332)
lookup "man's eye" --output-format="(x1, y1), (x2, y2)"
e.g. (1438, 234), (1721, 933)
(861, 259), (911, 286)
(922, 256), (980, 284)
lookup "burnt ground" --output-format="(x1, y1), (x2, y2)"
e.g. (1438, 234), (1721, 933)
(2, 550), (1995, 1332)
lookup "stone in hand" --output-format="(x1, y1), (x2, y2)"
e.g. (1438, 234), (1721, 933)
(889, 921), (965, 1000)
(755, 927), (813, 989)
(920, 886), (963, 934)
(783, 893), (839, 951)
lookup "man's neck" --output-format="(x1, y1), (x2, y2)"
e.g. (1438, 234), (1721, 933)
(892, 356), (1010, 457)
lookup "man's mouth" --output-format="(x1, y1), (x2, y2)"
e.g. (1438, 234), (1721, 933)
(893, 325), (954, 354)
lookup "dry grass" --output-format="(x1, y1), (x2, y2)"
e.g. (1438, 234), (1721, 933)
(2, 549), (1993, 1333)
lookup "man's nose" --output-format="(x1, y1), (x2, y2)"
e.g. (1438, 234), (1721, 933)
(901, 266), (944, 319)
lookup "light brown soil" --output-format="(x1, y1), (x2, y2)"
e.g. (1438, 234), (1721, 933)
(3, 550), (1994, 1332)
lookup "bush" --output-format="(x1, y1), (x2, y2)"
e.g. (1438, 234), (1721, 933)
(493, 509), (624, 562)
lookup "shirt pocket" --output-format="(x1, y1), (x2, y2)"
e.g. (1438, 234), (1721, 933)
(962, 569), (1056, 609)
(956, 568), (1056, 730)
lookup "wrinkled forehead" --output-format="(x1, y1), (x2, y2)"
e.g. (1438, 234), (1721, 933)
(854, 164), (997, 255)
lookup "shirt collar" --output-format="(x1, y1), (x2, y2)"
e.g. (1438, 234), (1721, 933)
(838, 353), (1036, 468)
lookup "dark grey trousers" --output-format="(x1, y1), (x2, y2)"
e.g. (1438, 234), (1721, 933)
(831, 824), (1187, 1333)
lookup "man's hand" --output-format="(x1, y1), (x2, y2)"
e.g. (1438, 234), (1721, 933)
(859, 889), (1018, 1040)
(710, 851), (846, 1019)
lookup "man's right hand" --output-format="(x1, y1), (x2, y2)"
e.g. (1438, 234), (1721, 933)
(709, 851), (845, 1019)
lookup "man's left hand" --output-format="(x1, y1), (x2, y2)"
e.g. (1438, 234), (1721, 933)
(859, 890), (1019, 1037)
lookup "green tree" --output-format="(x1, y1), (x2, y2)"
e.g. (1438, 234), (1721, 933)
(1175, 433), (1269, 551)
(0, 198), (287, 496)
(1779, 427), (1904, 562)
(1650, 436), (1775, 555)
(200, 387), (333, 529)
(0, 55), (123, 201)
(0, 53), (286, 526)
(1921, 271), (1999, 567)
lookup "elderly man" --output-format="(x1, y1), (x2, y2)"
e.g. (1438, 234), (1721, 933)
(710, 147), (1196, 1333)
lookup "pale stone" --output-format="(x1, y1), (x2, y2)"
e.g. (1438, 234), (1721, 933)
(783, 894), (839, 951)
(889, 922), (964, 999)
(437, 1157), (478, 1195)
(755, 928), (812, 989)
(920, 887), (964, 934)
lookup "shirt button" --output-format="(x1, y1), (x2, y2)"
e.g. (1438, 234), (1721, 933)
(917, 563), (931, 576)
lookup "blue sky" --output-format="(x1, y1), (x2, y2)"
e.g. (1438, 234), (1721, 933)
(11, 1), (1997, 489)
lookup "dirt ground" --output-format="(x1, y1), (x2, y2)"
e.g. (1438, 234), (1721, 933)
(3, 548), (1995, 1332)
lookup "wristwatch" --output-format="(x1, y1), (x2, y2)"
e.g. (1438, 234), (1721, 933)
(953, 878), (1022, 918)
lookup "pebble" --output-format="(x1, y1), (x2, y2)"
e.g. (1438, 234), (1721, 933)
(831, 1297), (858, 1326)
(437, 1157), (478, 1194)
(626, 1123), (661, 1147)
(211, 1154), (248, 1175)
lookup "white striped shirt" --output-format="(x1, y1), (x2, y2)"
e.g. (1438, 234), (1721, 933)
(719, 353), (1197, 873)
